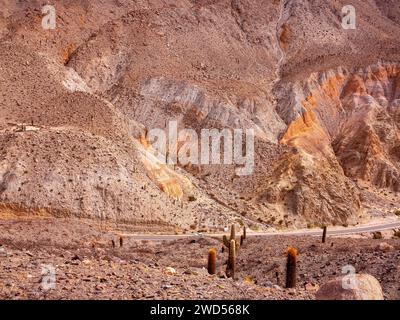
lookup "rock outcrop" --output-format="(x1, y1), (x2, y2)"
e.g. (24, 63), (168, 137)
(0, 0), (399, 230)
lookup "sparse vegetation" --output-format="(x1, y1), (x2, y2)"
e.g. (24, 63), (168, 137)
(226, 239), (236, 279)
(230, 224), (236, 241)
(221, 224), (245, 278)
(286, 247), (298, 288)
(373, 231), (383, 239)
(1, 218), (400, 299)
(322, 226), (327, 243)
(222, 224), (241, 251)
(223, 235), (229, 248)
(207, 248), (217, 275)
(2, 0), (400, 302)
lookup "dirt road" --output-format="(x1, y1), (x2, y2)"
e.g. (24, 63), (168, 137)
(125, 220), (400, 241)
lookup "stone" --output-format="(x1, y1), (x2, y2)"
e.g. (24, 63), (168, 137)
(377, 242), (394, 252)
(316, 274), (384, 300)
(305, 283), (320, 292)
(183, 268), (199, 276)
(165, 267), (177, 275)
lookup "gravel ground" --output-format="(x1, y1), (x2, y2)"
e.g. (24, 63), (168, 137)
(0, 218), (398, 300)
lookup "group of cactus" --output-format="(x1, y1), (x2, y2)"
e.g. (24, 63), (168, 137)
(111, 236), (124, 248)
(207, 224), (329, 289)
(207, 224), (246, 279)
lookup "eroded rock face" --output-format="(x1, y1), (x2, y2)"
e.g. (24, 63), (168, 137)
(266, 63), (400, 224)
(316, 274), (384, 300)
(0, 0), (399, 230)
(334, 64), (400, 192)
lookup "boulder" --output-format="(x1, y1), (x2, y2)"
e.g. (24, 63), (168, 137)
(377, 242), (394, 252)
(316, 274), (384, 300)
(305, 283), (320, 292)
(164, 267), (177, 275)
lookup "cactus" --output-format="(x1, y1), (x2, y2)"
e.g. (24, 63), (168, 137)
(240, 225), (246, 245)
(111, 239), (116, 248)
(235, 240), (240, 251)
(223, 235), (230, 248)
(230, 224), (236, 241)
(119, 236), (124, 247)
(226, 239), (236, 279)
(207, 248), (217, 275)
(322, 226), (327, 243)
(223, 235), (240, 249)
(286, 247), (297, 288)
(221, 225), (241, 278)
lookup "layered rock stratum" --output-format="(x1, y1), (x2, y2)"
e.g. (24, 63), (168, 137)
(0, 0), (399, 231)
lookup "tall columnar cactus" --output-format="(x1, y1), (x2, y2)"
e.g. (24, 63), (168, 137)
(223, 227), (240, 251)
(223, 235), (230, 248)
(230, 224), (236, 241)
(322, 226), (327, 243)
(226, 239), (236, 279)
(119, 236), (124, 247)
(286, 247), (298, 288)
(240, 225), (247, 245)
(208, 248), (217, 275)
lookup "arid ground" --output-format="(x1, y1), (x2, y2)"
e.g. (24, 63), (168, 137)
(1, 0), (400, 301)
(0, 217), (398, 300)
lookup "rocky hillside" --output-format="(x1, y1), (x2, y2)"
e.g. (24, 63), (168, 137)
(0, 0), (399, 231)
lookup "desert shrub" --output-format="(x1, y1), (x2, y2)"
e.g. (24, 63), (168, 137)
(373, 231), (383, 239)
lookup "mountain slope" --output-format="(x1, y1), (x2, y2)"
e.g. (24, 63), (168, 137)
(0, 0), (399, 231)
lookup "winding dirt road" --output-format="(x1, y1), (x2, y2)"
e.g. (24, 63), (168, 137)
(125, 219), (400, 241)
